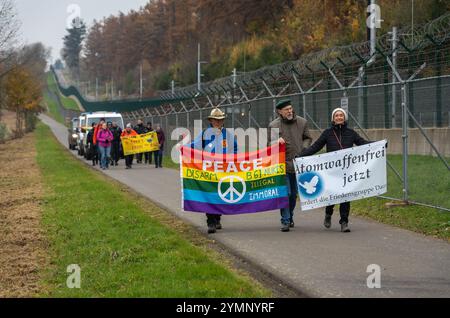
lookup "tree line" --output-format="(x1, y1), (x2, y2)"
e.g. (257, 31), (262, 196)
(0, 0), (49, 140)
(61, 0), (450, 98)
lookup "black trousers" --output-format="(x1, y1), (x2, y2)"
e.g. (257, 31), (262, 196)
(111, 142), (121, 163)
(155, 150), (163, 167)
(206, 214), (221, 226)
(325, 202), (350, 224)
(91, 144), (98, 164)
(144, 152), (152, 164)
(125, 155), (134, 167)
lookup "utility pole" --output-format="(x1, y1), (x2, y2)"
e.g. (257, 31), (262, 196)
(411, 0), (414, 44)
(111, 78), (114, 100)
(171, 80), (175, 96)
(197, 43), (207, 92)
(367, 0), (382, 62)
(140, 64), (143, 100)
(232, 68), (237, 89)
(232, 68), (237, 102)
(95, 78), (98, 100)
(370, 0), (376, 58)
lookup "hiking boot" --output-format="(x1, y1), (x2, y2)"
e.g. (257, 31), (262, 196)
(289, 221), (295, 228)
(216, 222), (222, 230)
(280, 224), (290, 232)
(341, 223), (351, 233)
(324, 215), (332, 229)
(207, 224), (216, 234)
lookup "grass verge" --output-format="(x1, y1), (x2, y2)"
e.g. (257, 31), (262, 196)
(352, 154), (450, 241)
(36, 122), (271, 297)
(42, 90), (64, 125)
(352, 198), (449, 241)
(46, 72), (80, 111)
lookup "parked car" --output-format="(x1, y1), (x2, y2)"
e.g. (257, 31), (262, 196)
(68, 117), (79, 150)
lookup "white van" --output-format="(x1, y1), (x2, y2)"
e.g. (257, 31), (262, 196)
(85, 112), (124, 130)
(77, 112), (124, 157)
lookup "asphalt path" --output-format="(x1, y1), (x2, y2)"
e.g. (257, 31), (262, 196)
(40, 114), (450, 298)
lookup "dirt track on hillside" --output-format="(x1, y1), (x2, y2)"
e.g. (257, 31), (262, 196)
(0, 132), (48, 297)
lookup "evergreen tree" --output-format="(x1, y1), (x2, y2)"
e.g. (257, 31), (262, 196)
(62, 19), (86, 78)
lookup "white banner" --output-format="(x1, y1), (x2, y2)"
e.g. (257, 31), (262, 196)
(294, 140), (387, 211)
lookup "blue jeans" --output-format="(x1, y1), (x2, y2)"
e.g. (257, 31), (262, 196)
(99, 145), (111, 169)
(280, 173), (298, 225)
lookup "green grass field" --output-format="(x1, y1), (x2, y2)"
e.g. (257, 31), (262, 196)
(35, 123), (271, 297)
(383, 155), (450, 209)
(352, 154), (450, 240)
(46, 73), (80, 111)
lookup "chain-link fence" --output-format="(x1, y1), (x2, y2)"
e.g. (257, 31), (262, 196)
(132, 74), (449, 212)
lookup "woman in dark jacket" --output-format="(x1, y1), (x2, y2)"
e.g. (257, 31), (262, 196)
(298, 108), (370, 233)
(86, 122), (98, 166)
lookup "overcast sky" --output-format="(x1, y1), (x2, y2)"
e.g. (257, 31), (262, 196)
(15, 0), (149, 62)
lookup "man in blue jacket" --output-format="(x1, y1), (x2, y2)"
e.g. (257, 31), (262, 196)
(191, 108), (238, 234)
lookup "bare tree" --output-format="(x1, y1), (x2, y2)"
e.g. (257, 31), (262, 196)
(0, 0), (21, 79)
(0, 0), (20, 121)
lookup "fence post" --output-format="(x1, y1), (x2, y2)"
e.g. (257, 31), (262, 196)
(408, 54), (416, 128)
(401, 83), (409, 202)
(358, 68), (364, 127)
(231, 105), (235, 129)
(384, 61), (390, 128)
(186, 111), (190, 133)
(391, 26), (398, 129)
(436, 47), (442, 127)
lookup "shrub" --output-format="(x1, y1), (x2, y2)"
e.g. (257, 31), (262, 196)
(0, 122), (10, 143)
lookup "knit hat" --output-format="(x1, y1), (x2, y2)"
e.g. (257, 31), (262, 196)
(126, 123), (132, 128)
(275, 99), (292, 110)
(331, 108), (348, 122)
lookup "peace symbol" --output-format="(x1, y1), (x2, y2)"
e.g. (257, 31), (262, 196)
(218, 176), (246, 204)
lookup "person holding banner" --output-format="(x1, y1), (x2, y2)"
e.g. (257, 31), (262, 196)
(269, 99), (312, 232)
(134, 120), (148, 164)
(298, 108), (370, 233)
(121, 124), (138, 169)
(110, 121), (122, 166)
(190, 108), (238, 234)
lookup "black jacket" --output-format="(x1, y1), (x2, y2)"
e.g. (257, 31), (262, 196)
(299, 122), (370, 157)
(110, 126), (122, 144)
(86, 129), (94, 145)
(134, 124), (148, 135)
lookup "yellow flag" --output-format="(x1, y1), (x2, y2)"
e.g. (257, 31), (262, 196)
(121, 132), (160, 156)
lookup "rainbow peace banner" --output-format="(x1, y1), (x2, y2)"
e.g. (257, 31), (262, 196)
(121, 132), (160, 156)
(180, 144), (289, 215)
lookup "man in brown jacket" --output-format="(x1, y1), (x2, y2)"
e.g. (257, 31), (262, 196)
(269, 99), (312, 232)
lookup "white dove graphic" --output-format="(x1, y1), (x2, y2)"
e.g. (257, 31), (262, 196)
(300, 176), (319, 194)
